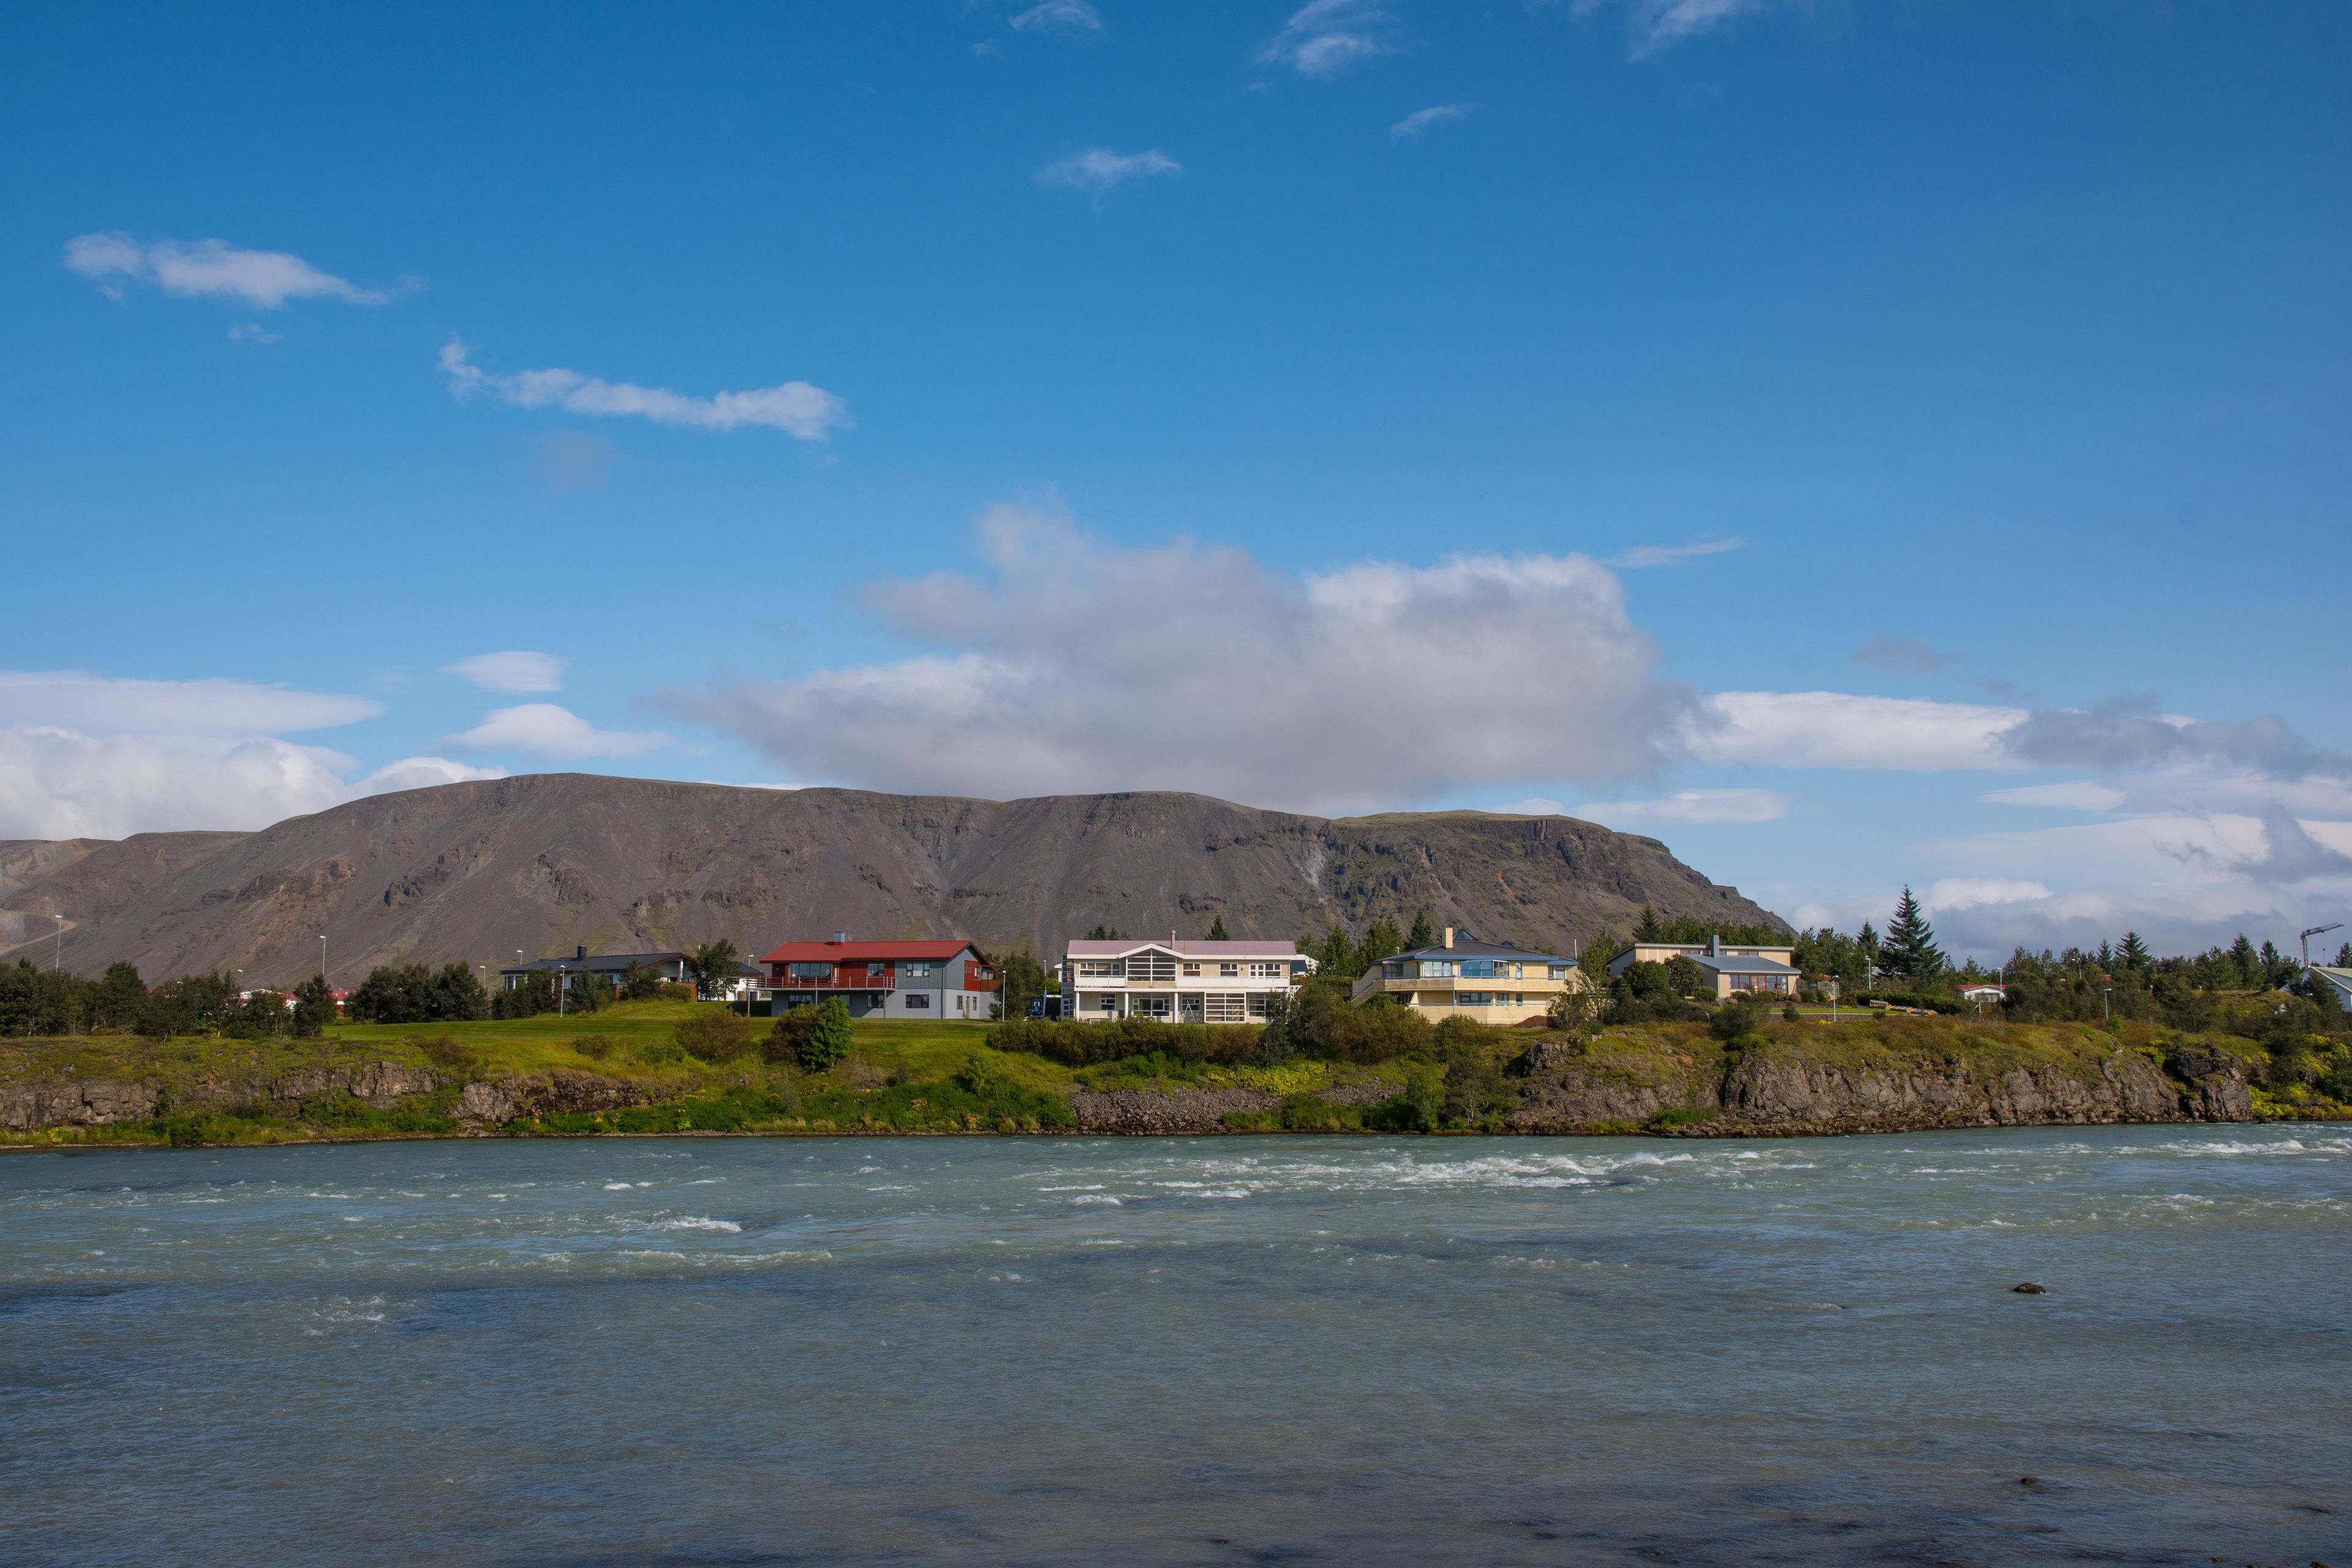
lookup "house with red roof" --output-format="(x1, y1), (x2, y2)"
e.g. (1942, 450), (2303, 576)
(756, 934), (998, 1021)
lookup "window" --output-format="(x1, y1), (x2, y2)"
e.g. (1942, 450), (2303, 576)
(1219, 962), (1240, 977)
(1128, 952), (1177, 983)
(1129, 993), (1172, 1018)
(788, 962), (834, 981)
(1180, 962), (1201, 977)
(1461, 960), (1497, 979)
(1548, 965), (1569, 982)
(1076, 960), (1124, 979)
(1246, 993), (1272, 1019)
(1248, 961), (1284, 979)
(905, 992), (930, 1008)
(1458, 991), (1493, 1006)
(1095, 993), (1120, 1014)
(1419, 960), (1455, 979)
(903, 962), (933, 979)
(1383, 961), (1408, 980)
(1204, 993), (1247, 1023)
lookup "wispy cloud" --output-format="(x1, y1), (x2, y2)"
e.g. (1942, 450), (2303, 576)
(443, 704), (669, 761)
(1570, 787), (1792, 827)
(0, 671), (379, 737)
(1010, 0), (1105, 37)
(1604, 535), (1745, 569)
(1850, 635), (1962, 674)
(1256, 0), (1404, 78)
(64, 232), (410, 309)
(1033, 147), (1182, 198)
(442, 652), (568, 695)
(437, 342), (851, 441)
(1567, 0), (1776, 59)
(1390, 102), (1477, 142)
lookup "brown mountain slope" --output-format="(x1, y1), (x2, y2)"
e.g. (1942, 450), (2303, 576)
(4, 774), (1784, 987)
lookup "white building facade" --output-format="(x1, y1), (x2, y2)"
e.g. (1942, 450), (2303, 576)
(1062, 937), (1306, 1023)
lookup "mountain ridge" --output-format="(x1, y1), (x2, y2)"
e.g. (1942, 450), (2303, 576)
(0, 774), (1785, 986)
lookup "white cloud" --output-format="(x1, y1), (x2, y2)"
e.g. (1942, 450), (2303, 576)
(444, 704), (669, 761)
(1010, 0), (1104, 36)
(1604, 535), (1746, 569)
(1033, 147), (1182, 198)
(1921, 878), (2052, 913)
(437, 341), (850, 441)
(1571, 788), (1792, 827)
(663, 502), (1690, 814)
(63, 232), (404, 309)
(0, 726), (500, 840)
(1256, 0), (1403, 77)
(1686, 691), (2026, 772)
(0, 670), (379, 737)
(1391, 103), (1476, 141)
(1568, 0), (1775, 59)
(1983, 781), (2127, 812)
(443, 651), (568, 695)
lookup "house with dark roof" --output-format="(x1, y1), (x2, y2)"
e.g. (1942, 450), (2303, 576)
(1607, 935), (1800, 1000)
(757, 936), (998, 1020)
(1351, 927), (1583, 1023)
(500, 947), (691, 994)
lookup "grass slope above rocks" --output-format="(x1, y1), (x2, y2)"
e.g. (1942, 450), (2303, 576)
(1, 1000), (2337, 1147)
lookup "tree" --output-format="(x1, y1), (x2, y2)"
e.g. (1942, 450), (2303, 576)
(1664, 955), (1707, 997)
(2227, 933), (2260, 988)
(1085, 924), (1125, 941)
(1879, 888), (1945, 981)
(1579, 928), (1620, 987)
(2336, 943), (2352, 968)
(290, 975), (336, 1038)
(1406, 909), (1435, 950)
(1355, 921), (1402, 972)
(1634, 904), (1662, 941)
(1205, 914), (1229, 941)
(2117, 932), (2153, 973)
(675, 1008), (755, 1061)
(91, 962), (147, 1029)
(995, 949), (1049, 1020)
(687, 939), (741, 1001)
(798, 998), (853, 1072)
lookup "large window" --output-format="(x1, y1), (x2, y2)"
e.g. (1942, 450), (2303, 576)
(903, 962), (933, 979)
(1219, 962), (1240, 977)
(1461, 960), (1497, 979)
(1457, 991), (1493, 1006)
(1548, 965), (1569, 981)
(1075, 960), (1123, 979)
(787, 962), (833, 981)
(1419, 960), (1455, 979)
(905, 992), (930, 1008)
(1129, 993), (1172, 1018)
(1204, 993), (1248, 1023)
(1127, 952), (1177, 983)
(1248, 961), (1284, 979)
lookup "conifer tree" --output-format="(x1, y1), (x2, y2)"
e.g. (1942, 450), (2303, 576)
(1879, 888), (1945, 980)
(2227, 933), (2258, 987)
(1634, 905), (1662, 941)
(1206, 914), (1229, 941)
(2117, 932), (2152, 972)
(2336, 942), (2351, 968)
(1406, 909), (1435, 950)
(1356, 920), (1402, 971)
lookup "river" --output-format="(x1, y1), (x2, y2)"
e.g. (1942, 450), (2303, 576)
(2, 1126), (2346, 1566)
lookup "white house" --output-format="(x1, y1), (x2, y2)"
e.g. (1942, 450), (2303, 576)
(2307, 966), (2352, 1012)
(1062, 934), (1306, 1023)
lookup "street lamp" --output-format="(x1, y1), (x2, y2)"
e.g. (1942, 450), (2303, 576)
(2300, 923), (2343, 971)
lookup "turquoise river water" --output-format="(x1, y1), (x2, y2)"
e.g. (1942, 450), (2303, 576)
(2, 1126), (2348, 1566)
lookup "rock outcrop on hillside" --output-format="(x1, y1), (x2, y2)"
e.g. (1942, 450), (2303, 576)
(0, 775), (1782, 986)
(0, 1060), (441, 1132)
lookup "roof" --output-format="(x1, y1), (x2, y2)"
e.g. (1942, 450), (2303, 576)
(1390, 940), (1571, 965)
(761, 939), (981, 964)
(502, 951), (687, 974)
(1691, 954), (1800, 976)
(1065, 939), (1300, 958)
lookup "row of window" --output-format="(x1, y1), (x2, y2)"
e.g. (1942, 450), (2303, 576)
(1084, 991), (1278, 1019)
(1382, 960), (1572, 981)
(784, 961), (937, 981)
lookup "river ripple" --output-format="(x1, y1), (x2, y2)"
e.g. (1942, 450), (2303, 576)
(2, 1125), (2347, 1566)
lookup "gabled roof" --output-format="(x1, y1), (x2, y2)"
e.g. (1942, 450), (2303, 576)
(1390, 940), (1571, 965)
(761, 939), (981, 964)
(1065, 938), (1299, 959)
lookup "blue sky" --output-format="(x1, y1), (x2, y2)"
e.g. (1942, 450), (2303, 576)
(5, 0), (2349, 959)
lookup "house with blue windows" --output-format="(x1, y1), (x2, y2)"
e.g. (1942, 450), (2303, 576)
(1349, 927), (1583, 1024)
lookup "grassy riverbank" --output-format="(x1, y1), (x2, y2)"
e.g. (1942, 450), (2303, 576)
(3, 1000), (2341, 1148)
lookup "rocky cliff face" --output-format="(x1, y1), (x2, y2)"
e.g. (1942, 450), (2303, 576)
(0, 1060), (441, 1132)
(1505, 1033), (2257, 1135)
(1, 775), (1781, 986)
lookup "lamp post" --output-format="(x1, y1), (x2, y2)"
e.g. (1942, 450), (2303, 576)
(2300, 923), (2343, 971)
(53, 914), (64, 972)
(319, 934), (328, 982)
(2102, 986), (2112, 1023)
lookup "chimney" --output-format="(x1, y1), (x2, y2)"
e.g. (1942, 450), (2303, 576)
(576, 944), (586, 961)
(1442, 927), (1455, 949)
(832, 932), (848, 944)
(1708, 933), (1721, 957)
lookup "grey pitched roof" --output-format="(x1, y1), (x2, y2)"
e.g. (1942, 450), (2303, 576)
(1691, 954), (1799, 975)
(1390, 940), (1572, 965)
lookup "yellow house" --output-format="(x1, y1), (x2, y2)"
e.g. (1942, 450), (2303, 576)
(1349, 927), (1585, 1024)
(1605, 935), (1800, 1000)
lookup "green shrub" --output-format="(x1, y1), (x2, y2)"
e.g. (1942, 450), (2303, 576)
(763, 1006), (819, 1065)
(675, 1009), (756, 1063)
(570, 1034), (613, 1061)
(986, 1016), (1265, 1067)
(796, 998), (854, 1074)
(415, 1034), (480, 1074)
